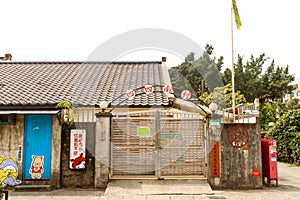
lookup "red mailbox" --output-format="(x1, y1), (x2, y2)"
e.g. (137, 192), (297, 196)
(261, 138), (278, 186)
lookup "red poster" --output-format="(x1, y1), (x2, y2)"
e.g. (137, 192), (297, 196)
(210, 142), (220, 177)
(70, 129), (86, 170)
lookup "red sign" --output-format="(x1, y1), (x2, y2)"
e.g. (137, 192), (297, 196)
(181, 90), (191, 100)
(163, 85), (172, 94)
(70, 129), (86, 169)
(210, 142), (220, 177)
(125, 89), (135, 100)
(144, 85), (153, 94)
(252, 169), (261, 178)
(227, 125), (249, 148)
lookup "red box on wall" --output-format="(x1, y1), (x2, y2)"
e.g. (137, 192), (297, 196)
(261, 138), (278, 186)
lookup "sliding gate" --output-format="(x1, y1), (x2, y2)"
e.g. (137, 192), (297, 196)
(110, 110), (206, 179)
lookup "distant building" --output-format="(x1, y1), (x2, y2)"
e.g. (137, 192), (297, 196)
(283, 78), (300, 102)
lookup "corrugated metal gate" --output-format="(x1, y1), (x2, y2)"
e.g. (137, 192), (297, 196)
(110, 110), (206, 179)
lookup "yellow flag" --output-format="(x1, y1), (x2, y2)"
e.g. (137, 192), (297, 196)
(232, 0), (242, 30)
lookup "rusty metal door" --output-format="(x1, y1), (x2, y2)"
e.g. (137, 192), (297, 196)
(110, 110), (206, 179)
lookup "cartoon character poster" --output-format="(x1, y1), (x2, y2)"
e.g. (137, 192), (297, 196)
(69, 129), (86, 169)
(0, 157), (22, 187)
(29, 155), (44, 179)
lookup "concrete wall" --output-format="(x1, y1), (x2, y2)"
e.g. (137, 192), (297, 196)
(50, 115), (62, 188)
(208, 119), (263, 189)
(0, 114), (61, 188)
(0, 114), (24, 178)
(220, 123), (262, 189)
(60, 122), (95, 188)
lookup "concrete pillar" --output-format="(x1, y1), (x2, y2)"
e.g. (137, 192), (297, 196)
(207, 113), (222, 190)
(94, 112), (111, 189)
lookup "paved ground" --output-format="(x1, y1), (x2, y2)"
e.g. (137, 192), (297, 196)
(6, 163), (300, 200)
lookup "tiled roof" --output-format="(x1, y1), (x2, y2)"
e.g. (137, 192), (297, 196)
(0, 61), (172, 108)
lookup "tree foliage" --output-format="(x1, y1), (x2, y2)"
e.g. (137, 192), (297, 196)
(202, 84), (247, 109)
(223, 54), (294, 103)
(265, 109), (300, 164)
(260, 99), (300, 130)
(169, 44), (223, 98)
(261, 61), (295, 101)
(169, 44), (295, 119)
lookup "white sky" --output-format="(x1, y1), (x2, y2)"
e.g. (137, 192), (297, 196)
(1, 0), (299, 78)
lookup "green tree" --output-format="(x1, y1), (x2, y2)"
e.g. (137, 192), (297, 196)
(223, 54), (294, 103)
(260, 99), (300, 129)
(265, 109), (300, 164)
(261, 62), (294, 101)
(202, 84), (247, 109)
(169, 44), (224, 98)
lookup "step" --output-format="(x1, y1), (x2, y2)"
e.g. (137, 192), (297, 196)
(13, 185), (53, 192)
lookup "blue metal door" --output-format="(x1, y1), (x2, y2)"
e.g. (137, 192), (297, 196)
(23, 115), (52, 179)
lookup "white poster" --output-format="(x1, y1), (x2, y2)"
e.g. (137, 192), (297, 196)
(69, 129), (86, 170)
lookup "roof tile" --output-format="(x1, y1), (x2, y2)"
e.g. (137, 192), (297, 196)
(0, 61), (172, 108)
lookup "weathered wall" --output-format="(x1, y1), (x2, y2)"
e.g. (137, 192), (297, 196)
(220, 123), (262, 189)
(208, 118), (263, 189)
(60, 122), (95, 188)
(51, 115), (61, 188)
(0, 114), (61, 188)
(0, 114), (24, 179)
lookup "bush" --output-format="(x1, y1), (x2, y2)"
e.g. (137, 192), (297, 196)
(0, 187), (3, 200)
(265, 109), (300, 164)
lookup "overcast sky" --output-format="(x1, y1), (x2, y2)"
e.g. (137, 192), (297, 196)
(1, 0), (299, 78)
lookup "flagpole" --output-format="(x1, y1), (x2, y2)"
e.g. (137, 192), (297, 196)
(231, 4), (236, 122)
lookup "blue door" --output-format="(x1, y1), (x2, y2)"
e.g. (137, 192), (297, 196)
(23, 115), (52, 179)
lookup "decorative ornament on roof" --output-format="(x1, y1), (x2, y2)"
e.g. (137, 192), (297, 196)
(144, 85), (153, 95)
(125, 89), (135, 100)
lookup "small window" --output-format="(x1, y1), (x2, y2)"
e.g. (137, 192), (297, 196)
(0, 114), (10, 124)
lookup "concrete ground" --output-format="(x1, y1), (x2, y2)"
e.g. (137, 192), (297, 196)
(6, 163), (300, 200)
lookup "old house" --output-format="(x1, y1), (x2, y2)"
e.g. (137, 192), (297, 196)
(0, 59), (213, 189)
(0, 58), (262, 190)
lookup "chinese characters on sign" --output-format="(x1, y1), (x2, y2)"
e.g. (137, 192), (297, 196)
(144, 85), (153, 94)
(125, 89), (135, 100)
(181, 90), (191, 100)
(210, 142), (220, 177)
(163, 85), (172, 94)
(70, 129), (86, 170)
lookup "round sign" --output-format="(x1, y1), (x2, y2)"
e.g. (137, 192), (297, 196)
(227, 125), (249, 148)
(252, 169), (261, 178)
(163, 85), (172, 94)
(181, 90), (191, 100)
(144, 85), (153, 94)
(125, 89), (135, 100)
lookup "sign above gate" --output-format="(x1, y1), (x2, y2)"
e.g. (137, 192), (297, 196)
(125, 89), (135, 100)
(144, 85), (153, 94)
(181, 90), (191, 100)
(163, 85), (172, 95)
